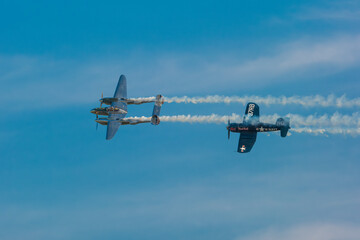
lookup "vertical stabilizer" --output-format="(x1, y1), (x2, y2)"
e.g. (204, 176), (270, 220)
(151, 95), (164, 125)
(276, 117), (290, 137)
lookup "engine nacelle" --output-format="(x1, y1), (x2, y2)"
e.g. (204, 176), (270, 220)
(151, 115), (160, 125)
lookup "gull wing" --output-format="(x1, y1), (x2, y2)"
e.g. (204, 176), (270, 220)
(237, 132), (257, 153)
(243, 102), (260, 124)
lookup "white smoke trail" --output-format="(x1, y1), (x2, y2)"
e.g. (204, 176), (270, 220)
(164, 94), (360, 108)
(264, 112), (360, 127)
(158, 113), (360, 127)
(290, 127), (360, 136)
(129, 97), (156, 102)
(128, 113), (360, 135)
(159, 114), (236, 124)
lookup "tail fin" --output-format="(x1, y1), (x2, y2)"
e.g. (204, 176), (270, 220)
(151, 94), (164, 125)
(276, 117), (290, 137)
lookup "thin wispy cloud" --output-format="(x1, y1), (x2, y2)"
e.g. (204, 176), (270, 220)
(294, 0), (360, 22)
(239, 223), (360, 240)
(297, 9), (360, 21)
(219, 35), (360, 82)
(1, 35), (359, 111)
(2, 167), (359, 240)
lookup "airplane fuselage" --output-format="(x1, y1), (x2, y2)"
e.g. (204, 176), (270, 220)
(100, 95), (164, 106)
(227, 122), (280, 133)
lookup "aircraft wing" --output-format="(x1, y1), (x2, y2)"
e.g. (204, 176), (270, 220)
(106, 120), (121, 140)
(114, 75), (127, 99)
(237, 132), (257, 153)
(110, 75), (128, 111)
(243, 102), (260, 124)
(106, 112), (127, 140)
(106, 75), (128, 140)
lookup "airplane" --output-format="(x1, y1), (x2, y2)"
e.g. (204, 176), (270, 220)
(90, 74), (164, 140)
(227, 102), (290, 153)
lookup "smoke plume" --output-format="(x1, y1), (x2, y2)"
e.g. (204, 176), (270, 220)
(164, 94), (360, 108)
(158, 113), (360, 128)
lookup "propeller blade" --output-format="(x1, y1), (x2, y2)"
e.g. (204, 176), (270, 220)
(99, 92), (103, 108)
(96, 114), (99, 130)
(227, 118), (230, 140)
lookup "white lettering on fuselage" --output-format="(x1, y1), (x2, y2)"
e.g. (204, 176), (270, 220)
(248, 104), (255, 116)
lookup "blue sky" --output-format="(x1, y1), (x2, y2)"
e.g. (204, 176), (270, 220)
(1, 1), (360, 239)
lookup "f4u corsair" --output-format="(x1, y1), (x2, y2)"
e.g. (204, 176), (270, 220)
(227, 102), (290, 153)
(90, 75), (164, 140)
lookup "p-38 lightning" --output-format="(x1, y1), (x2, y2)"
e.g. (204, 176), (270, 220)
(90, 74), (164, 140)
(227, 102), (290, 153)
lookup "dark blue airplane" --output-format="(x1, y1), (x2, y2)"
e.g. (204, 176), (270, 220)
(227, 102), (290, 153)
(91, 75), (163, 140)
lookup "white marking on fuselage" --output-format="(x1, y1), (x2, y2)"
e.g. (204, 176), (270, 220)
(248, 104), (255, 116)
(240, 145), (246, 152)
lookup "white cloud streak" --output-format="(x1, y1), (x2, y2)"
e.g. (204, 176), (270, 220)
(298, 9), (360, 21)
(294, 1), (360, 22)
(239, 223), (360, 240)
(1, 34), (360, 111)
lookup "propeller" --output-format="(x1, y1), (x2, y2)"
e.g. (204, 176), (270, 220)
(96, 114), (99, 130)
(99, 92), (103, 108)
(227, 119), (231, 140)
(95, 92), (103, 131)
